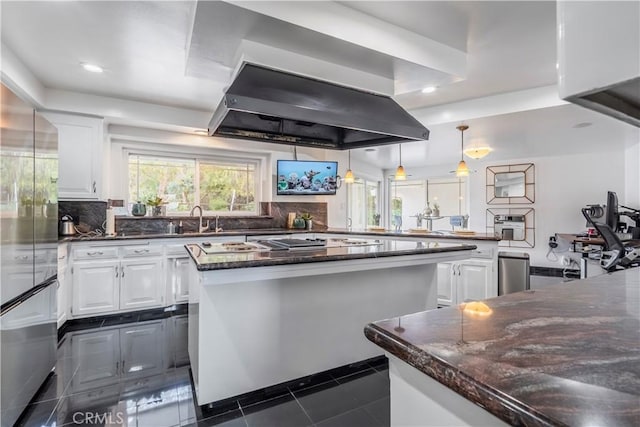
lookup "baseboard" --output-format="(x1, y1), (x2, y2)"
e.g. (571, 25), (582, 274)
(57, 303), (188, 341)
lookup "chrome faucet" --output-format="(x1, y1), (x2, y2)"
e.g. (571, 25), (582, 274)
(189, 205), (209, 233)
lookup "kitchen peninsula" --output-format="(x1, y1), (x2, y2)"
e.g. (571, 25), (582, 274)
(184, 237), (476, 407)
(365, 268), (640, 427)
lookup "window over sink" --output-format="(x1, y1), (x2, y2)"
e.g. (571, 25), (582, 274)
(128, 153), (259, 215)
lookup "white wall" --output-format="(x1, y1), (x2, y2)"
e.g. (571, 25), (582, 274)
(466, 149), (627, 267)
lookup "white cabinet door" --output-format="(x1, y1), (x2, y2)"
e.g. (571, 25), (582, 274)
(169, 257), (191, 304)
(120, 258), (164, 311)
(57, 266), (67, 327)
(72, 260), (120, 317)
(45, 113), (103, 200)
(437, 262), (455, 306)
(70, 329), (120, 391)
(457, 260), (493, 303)
(120, 322), (164, 379)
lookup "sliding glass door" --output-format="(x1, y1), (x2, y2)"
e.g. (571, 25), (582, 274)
(347, 179), (381, 229)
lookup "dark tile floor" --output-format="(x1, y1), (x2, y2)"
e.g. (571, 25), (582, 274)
(17, 309), (390, 427)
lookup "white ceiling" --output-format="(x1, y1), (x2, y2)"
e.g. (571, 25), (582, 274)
(1, 0), (637, 169)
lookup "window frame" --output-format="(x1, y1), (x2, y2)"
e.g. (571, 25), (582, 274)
(121, 145), (265, 217)
(385, 175), (468, 229)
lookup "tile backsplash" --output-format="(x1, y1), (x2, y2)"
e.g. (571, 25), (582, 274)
(59, 201), (328, 235)
(59, 201), (107, 232)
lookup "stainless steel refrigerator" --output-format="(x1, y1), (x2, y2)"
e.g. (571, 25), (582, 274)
(1, 83), (58, 427)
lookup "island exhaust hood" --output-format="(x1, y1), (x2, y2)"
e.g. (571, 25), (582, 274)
(208, 63), (430, 150)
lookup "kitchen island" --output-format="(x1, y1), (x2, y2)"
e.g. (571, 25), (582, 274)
(365, 268), (640, 427)
(185, 238), (476, 406)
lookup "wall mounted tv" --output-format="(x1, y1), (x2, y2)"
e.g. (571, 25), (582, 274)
(277, 160), (339, 195)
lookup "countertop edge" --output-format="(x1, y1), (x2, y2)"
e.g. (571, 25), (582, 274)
(363, 323), (559, 427)
(60, 228), (498, 242)
(187, 244), (477, 271)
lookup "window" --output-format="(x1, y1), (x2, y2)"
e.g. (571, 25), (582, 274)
(388, 177), (467, 230)
(128, 153), (258, 215)
(347, 178), (381, 228)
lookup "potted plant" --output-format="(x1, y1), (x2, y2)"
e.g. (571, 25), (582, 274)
(432, 203), (440, 217)
(146, 196), (165, 216)
(301, 213), (313, 230)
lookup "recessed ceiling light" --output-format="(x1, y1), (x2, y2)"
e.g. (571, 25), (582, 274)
(421, 86), (437, 94)
(81, 62), (103, 73)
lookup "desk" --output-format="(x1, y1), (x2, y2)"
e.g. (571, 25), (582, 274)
(556, 233), (605, 278)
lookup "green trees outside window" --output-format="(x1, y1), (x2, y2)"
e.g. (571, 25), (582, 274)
(128, 154), (257, 215)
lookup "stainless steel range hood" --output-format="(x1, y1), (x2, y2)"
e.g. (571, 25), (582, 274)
(565, 77), (640, 128)
(208, 63), (429, 150)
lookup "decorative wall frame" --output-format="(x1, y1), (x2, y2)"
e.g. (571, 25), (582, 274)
(486, 163), (535, 204)
(486, 208), (535, 248)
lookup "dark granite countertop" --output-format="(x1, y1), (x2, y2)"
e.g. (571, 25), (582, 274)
(185, 240), (476, 271)
(364, 269), (640, 427)
(59, 227), (498, 242)
(324, 228), (500, 241)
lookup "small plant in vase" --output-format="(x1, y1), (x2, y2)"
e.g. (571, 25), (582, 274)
(432, 203), (440, 217)
(146, 196), (166, 216)
(300, 213), (313, 230)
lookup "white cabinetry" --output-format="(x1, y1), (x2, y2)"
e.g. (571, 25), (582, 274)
(437, 263), (456, 306)
(120, 258), (163, 310)
(457, 260), (493, 303)
(437, 259), (495, 306)
(163, 236), (243, 306)
(70, 243), (164, 318)
(44, 113), (103, 200)
(72, 260), (120, 317)
(57, 244), (70, 326)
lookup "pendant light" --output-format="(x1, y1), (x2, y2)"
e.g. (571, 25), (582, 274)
(344, 150), (355, 184)
(463, 146), (492, 160)
(455, 125), (470, 177)
(395, 144), (407, 181)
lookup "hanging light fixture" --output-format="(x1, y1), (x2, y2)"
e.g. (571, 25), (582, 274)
(395, 144), (407, 181)
(344, 150), (355, 184)
(463, 146), (492, 160)
(455, 125), (470, 177)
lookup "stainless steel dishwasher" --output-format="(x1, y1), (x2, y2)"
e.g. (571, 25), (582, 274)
(498, 252), (530, 295)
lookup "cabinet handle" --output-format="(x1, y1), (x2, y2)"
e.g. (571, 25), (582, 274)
(92, 181), (96, 193)
(58, 255), (66, 260)
(121, 266), (125, 278)
(115, 266), (119, 278)
(87, 251), (103, 256)
(122, 360), (125, 374)
(116, 361), (119, 373)
(134, 249), (149, 254)
(15, 255), (29, 260)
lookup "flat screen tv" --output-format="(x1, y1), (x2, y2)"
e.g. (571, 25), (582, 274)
(277, 160), (339, 195)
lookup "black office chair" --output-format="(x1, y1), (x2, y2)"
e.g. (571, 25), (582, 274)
(581, 208), (640, 271)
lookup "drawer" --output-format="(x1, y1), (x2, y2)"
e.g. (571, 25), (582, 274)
(166, 244), (189, 256)
(121, 245), (163, 258)
(471, 248), (494, 259)
(73, 247), (119, 260)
